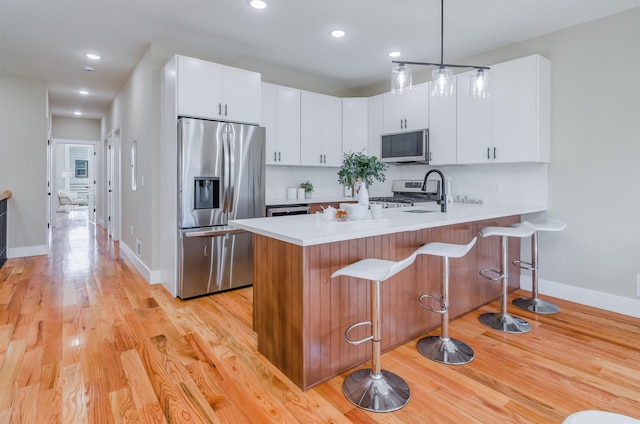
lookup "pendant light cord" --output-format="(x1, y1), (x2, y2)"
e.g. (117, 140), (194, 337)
(440, 0), (444, 68)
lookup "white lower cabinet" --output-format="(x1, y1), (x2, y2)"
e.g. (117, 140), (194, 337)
(261, 82), (301, 165)
(300, 91), (342, 167)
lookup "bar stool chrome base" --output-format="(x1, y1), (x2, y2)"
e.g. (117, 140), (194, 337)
(343, 369), (410, 413)
(417, 336), (475, 365)
(512, 296), (560, 314)
(479, 312), (531, 334)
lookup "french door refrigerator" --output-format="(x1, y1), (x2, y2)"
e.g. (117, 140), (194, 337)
(178, 117), (265, 298)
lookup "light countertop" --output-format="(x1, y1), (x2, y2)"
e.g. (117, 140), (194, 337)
(230, 203), (546, 246)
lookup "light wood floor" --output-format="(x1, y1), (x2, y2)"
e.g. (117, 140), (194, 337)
(1, 211), (639, 423)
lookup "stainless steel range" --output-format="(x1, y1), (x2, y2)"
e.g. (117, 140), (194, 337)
(369, 179), (441, 208)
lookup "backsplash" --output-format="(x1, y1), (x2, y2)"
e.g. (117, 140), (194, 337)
(266, 162), (548, 209)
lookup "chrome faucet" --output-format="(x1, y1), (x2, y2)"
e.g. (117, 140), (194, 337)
(422, 169), (447, 212)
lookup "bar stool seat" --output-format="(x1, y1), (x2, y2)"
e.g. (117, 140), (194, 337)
(562, 410), (640, 424)
(512, 218), (567, 314)
(478, 222), (535, 334)
(330, 250), (419, 413)
(415, 237), (477, 365)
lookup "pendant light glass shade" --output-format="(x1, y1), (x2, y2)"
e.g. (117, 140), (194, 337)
(391, 63), (412, 94)
(431, 67), (453, 96)
(470, 69), (491, 98)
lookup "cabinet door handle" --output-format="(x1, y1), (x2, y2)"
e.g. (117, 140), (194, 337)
(274, 152), (277, 162)
(320, 154), (323, 164)
(218, 103), (222, 116)
(429, 151), (432, 162)
(493, 147), (497, 159)
(404, 119), (407, 128)
(224, 104), (228, 116)
(323, 154), (326, 163)
(487, 147), (490, 160)
(278, 152), (281, 162)
(400, 119), (403, 129)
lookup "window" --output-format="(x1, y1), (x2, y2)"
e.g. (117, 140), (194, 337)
(75, 160), (88, 178)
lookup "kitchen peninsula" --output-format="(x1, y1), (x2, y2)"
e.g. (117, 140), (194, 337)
(230, 203), (544, 390)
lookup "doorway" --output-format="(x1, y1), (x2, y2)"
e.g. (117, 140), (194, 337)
(105, 129), (121, 241)
(49, 139), (100, 229)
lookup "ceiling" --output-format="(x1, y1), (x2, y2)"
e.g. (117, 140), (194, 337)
(1, 0), (638, 120)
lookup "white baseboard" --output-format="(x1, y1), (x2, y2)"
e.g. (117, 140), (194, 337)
(119, 241), (162, 285)
(520, 276), (640, 318)
(7, 244), (48, 258)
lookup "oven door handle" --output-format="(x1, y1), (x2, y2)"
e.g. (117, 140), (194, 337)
(266, 205), (310, 216)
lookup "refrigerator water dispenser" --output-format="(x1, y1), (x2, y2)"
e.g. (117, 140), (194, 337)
(194, 177), (220, 210)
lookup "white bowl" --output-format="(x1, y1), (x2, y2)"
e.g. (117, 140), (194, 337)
(347, 204), (367, 220)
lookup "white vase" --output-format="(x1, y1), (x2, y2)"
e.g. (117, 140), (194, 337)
(356, 181), (369, 205)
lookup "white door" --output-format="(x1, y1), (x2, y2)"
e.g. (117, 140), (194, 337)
(88, 145), (97, 223)
(106, 130), (120, 240)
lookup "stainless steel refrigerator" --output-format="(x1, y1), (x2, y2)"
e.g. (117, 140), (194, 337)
(178, 118), (265, 298)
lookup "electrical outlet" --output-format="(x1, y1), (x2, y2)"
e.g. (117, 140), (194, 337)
(130, 225), (134, 236)
(489, 182), (502, 193)
(136, 239), (142, 256)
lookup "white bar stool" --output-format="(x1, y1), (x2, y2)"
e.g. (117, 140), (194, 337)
(563, 410), (640, 424)
(415, 237), (478, 365)
(512, 218), (567, 314)
(478, 222), (535, 334)
(330, 250), (419, 413)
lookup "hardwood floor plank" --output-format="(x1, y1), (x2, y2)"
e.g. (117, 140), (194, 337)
(60, 362), (88, 423)
(2, 210), (639, 423)
(109, 387), (142, 424)
(9, 383), (39, 424)
(0, 338), (26, 410)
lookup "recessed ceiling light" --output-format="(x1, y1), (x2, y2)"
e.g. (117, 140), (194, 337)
(331, 29), (346, 38)
(388, 51), (402, 58)
(84, 66), (95, 72)
(85, 53), (101, 60)
(78, 90), (90, 95)
(248, 0), (268, 9)
(74, 111), (82, 116)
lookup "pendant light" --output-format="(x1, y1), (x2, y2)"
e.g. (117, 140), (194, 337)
(390, 0), (490, 98)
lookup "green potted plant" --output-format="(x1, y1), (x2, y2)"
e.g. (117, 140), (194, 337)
(300, 180), (314, 199)
(337, 151), (387, 202)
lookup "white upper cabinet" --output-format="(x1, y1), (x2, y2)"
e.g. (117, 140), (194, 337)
(261, 82), (301, 166)
(300, 91), (342, 167)
(176, 55), (260, 125)
(383, 82), (429, 133)
(342, 98), (368, 155)
(456, 70), (493, 164)
(222, 66), (261, 124)
(177, 56), (222, 120)
(428, 80), (457, 165)
(491, 54), (550, 163)
(367, 94), (384, 159)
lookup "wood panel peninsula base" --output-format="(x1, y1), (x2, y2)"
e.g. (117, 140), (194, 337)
(252, 215), (521, 390)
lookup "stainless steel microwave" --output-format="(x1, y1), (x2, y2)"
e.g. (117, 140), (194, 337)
(380, 129), (429, 163)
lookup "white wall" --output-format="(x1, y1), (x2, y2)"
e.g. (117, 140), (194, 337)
(456, 9), (640, 301)
(52, 116), (100, 140)
(102, 46), (161, 281)
(0, 75), (48, 257)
